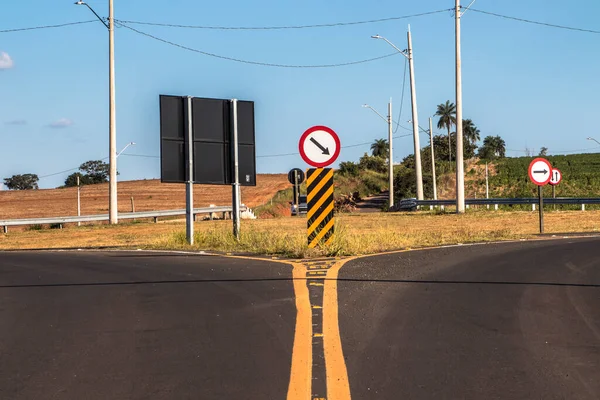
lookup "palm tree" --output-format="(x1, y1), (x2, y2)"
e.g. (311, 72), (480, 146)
(370, 139), (389, 158)
(462, 119), (480, 145)
(435, 101), (456, 162)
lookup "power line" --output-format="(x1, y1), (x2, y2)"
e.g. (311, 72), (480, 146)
(114, 9), (451, 31)
(0, 20), (97, 33)
(469, 8), (600, 34)
(116, 21), (399, 68)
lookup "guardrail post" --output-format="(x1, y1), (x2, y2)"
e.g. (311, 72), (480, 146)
(2, 226), (7, 234)
(532, 204), (536, 211)
(154, 217), (158, 223)
(582, 204), (585, 211)
(466, 204), (470, 210)
(494, 204), (498, 211)
(430, 205), (433, 211)
(441, 205), (445, 211)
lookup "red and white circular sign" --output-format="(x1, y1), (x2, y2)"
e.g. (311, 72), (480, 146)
(528, 158), (552, 186)
(298, 126), (341, 168)
(549, 168), (562, 186)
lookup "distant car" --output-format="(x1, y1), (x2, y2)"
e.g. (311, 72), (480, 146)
(291, 195), (308, 216)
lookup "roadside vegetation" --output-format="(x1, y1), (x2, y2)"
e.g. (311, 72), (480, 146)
(2, 211), (600, 258)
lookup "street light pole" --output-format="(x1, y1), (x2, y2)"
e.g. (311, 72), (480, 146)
(75, 0), (118, 223)
(388, 99), (394, 207)
(429, 117), (437, 200)
(455, 0), (466, 213)
(372, 30), (424, 201)
(407, 27), (424, 201)
(587, 137), (600, 146)
(108, 0), (117, 224)
(363, 103), (394, 208)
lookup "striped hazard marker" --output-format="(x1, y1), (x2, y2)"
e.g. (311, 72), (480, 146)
(306, 168), (335, 248)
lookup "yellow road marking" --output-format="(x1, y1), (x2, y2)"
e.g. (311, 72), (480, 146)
(309, 282), (324, 287)
(323, 259), (355, 400)
(307, 186), (334, 220)
(312, 305), (323, 309)
(313, 333), (324, 338)
(287, 263), (312, 400)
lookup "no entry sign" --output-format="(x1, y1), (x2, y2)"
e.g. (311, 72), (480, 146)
(528, 158), (552, 186)
(299, 126), (341, 168)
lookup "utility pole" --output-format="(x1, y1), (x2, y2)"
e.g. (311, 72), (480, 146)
(455, 0), (465, 214)
(408, 27), (424, 201)
(429, 117), (437, 200)
(388, 99), (394, 207)
(75, 0), (118, 223)
(108, 0), (118, 224)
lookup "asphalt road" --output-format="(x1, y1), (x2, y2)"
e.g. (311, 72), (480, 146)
(0, 252), (296, 399)
(1, 239), (599, 399)
(339, 238), (600, 399)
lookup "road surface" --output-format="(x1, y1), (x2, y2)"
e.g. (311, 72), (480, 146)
(1, 238), (599, 399)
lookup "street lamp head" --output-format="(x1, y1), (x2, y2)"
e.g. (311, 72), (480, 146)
(361, 104), (370, 108)
(130, 142), (136, 146)
(371, 35), (382, 39)
(74, 1), (86, 5)
(587, 137), (593, 140)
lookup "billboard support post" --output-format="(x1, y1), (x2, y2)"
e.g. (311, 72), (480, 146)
(231, 99), (241, 240)
(185, 96), (194, 245)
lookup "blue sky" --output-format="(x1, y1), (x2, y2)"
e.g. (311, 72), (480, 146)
(1, 0), (600, 189)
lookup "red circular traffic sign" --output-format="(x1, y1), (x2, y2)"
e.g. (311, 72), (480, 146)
(528, 158), (552, 186)
(549, 168), (562, 186)
(298, 125), (341, 168)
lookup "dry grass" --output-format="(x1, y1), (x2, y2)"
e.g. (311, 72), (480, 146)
(2, 210), (599, 258)
(0, 175), (289, 221)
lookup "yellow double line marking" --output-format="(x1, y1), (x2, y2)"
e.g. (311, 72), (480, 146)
(287, 260), (351, 400)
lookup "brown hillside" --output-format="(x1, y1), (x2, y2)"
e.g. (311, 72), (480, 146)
(0, 174), (289, 220)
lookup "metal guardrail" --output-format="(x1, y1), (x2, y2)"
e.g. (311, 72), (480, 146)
(396, 198), (600, 211)
(0, 205), (247, 232)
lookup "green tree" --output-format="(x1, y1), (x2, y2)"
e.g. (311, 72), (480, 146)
(435, 101), (457, 162)
(478, 136), (506, 160)
(79, 160), (110, 184)
(338, 161), (360, 177)
(64, 172), (92, 187)
(370, 139), (389, 159)
(3, 174), (39, 190)
(462, 119), (481, 145)
(359, 153), (387, 173)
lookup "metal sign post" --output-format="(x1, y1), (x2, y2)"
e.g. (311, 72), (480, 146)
(231, 99), (241, 240)
(528, 158), (552, 234)
(538, 185), (544, 234)
(185, 96), (194, 245)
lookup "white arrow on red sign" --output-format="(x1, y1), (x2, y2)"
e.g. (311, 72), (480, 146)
(528, 158), (552, 186)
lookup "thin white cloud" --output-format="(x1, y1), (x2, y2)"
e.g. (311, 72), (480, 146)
(5, 119), (27, 125)
(48, 118), (73, 129)
(0, 52), (13, 70)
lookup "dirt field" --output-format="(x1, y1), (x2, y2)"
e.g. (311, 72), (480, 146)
(0, 174), (289, 220)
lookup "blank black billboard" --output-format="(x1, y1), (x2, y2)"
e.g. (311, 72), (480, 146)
(160, 95), (186, 183)
(159, 95), (256, 186)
